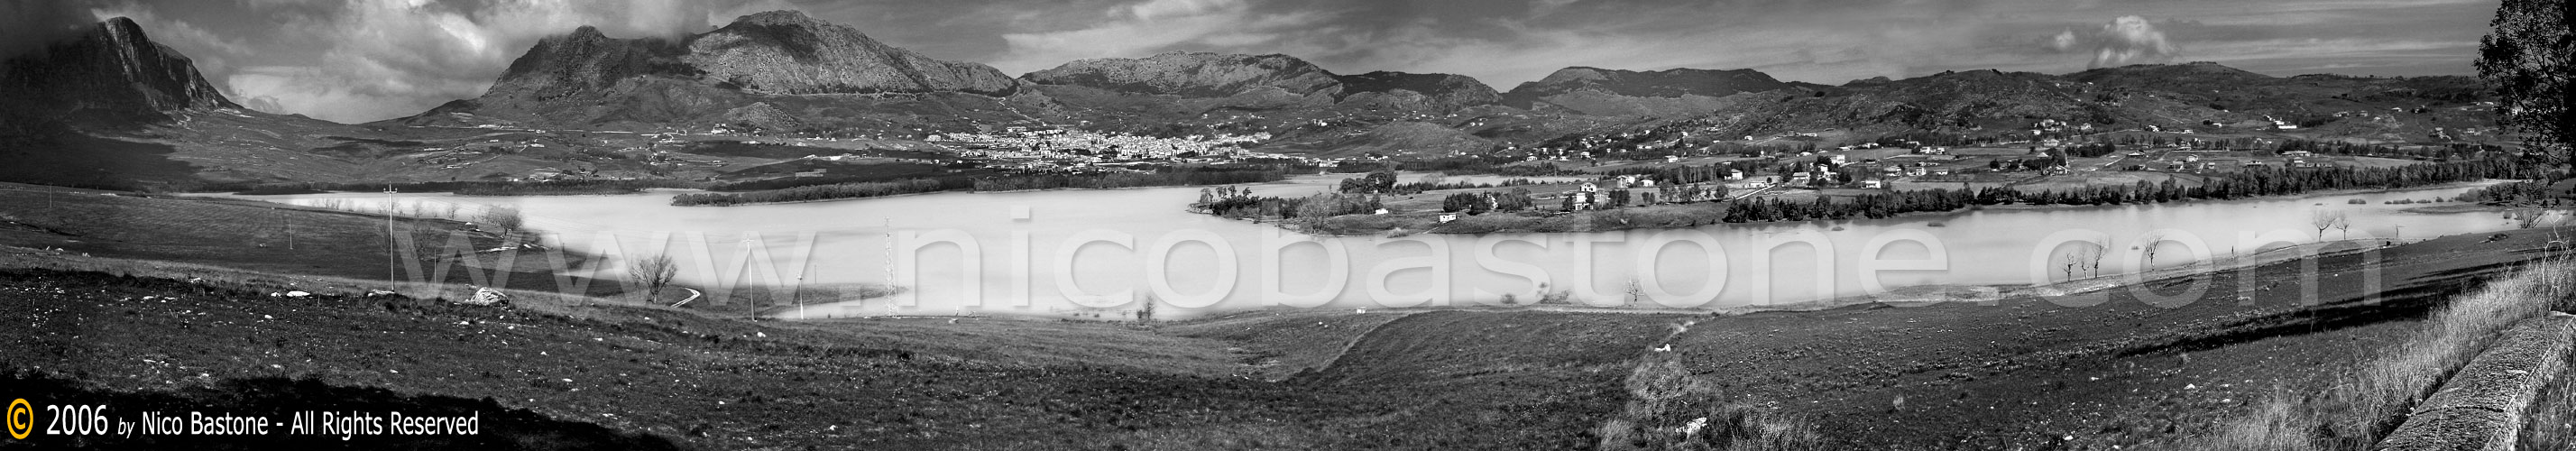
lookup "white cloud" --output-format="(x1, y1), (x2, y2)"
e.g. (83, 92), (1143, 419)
(2048, 15), (2180, 68)
(221, 0), (760, 123)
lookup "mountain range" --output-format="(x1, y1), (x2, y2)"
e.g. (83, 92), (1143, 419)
(0, 11), (2498, 189)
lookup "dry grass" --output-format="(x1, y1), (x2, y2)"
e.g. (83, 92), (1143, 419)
(1598, 358), (1825, 451)
(2199, 256), (2576, 450)
(2524, 339), (2576, 449)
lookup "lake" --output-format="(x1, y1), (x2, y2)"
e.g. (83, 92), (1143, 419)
(206, 176), (2532, 319)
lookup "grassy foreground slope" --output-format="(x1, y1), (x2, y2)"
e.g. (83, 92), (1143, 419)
(1650, 230), (2571, 449)
(0, 249), (1703, 449)
(0, 182), (612, 297)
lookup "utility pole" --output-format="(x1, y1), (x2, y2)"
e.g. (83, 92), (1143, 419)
(385, 185), (398, 284)
(883, 217), (893, 318)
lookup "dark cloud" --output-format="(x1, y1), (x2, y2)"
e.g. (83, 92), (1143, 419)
(0, 0), (109, 60)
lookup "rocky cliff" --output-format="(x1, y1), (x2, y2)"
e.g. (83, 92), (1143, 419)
(0, 17), (238, 125)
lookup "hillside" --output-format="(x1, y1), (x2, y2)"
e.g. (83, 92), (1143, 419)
(397, 10), (1048, 133)
(1020, 51), (1523, 157)
(1501, 66), (1807, 116)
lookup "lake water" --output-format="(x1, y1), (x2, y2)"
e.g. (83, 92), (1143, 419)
(206, 176), (2531, 319)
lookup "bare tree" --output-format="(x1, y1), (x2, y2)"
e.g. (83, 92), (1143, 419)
(2062, 240), (2106, 281)
(627, 253), (678, 305)
(2516, 209), (2554, 229)
(2311, 210), (2347, 241)
(2062, 248), (2084, 281)
(2141, 234), (2165, 268)
(2336, 215), (2354, 240)
(481, 206), (526, 239)
(2087, 239), (2108, 277)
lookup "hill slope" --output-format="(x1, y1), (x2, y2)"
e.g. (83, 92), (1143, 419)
(398, 10), (1047, 133)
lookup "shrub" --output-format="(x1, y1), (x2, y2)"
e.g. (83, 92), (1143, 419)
(1599, 359), (1824, 450)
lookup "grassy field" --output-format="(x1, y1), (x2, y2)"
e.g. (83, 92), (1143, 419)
(0, 255), (1700, 449)
(5, 180), (2571, 449)
(1651, 228), (2573, 449)
(0, 182), (618, 297)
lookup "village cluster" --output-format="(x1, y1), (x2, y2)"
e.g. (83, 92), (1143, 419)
(923, 128), (1294, 170)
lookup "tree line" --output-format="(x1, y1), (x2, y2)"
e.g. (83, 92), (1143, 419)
(2455, 178), (2573, 206)
(970, 167), (1284, 191)
(1195, 186), (1385, 219)
(676, 166), (1286, 206)
(1720, 159), (2553, 223)
(671, 179), (952, 206)
(1440, 189), (1539, 215)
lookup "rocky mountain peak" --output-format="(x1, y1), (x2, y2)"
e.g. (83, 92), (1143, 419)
(1, 16), (239, 124)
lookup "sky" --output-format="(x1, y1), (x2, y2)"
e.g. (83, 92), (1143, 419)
(0, 0), (2507, 124)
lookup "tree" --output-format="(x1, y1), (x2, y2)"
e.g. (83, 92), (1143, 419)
(2085, 239), (2107, 278)
(2142, 234), (2165, 267)
(2062, 248), (2084, 281)
(1442, 193), (1478, 213)
(481, 206), (526, 238)
(2312, 210), (2349, 241)
(2477, 0), (2575, 170)
(627, 253), (678, 305)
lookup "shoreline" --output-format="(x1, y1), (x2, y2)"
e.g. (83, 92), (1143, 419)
(1210, 179), (2510, 237)
(1178, 232), (2526, 325)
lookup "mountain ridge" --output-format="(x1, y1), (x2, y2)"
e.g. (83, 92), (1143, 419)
(396, 10), (1037, 130)
(0, 17), (238, 126)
